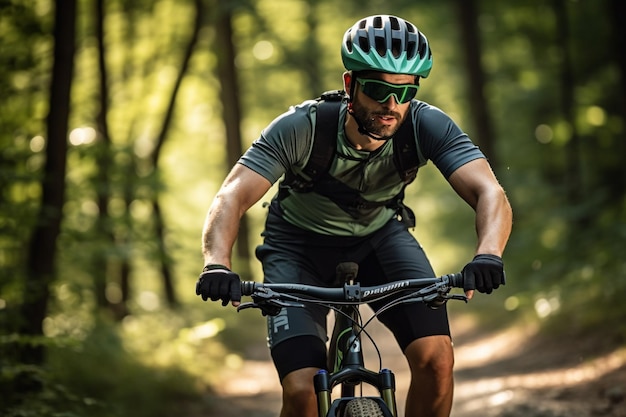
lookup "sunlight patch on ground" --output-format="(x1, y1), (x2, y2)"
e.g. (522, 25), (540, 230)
(215, 360), (282, 395)
(454, 347), (626, 412)
(454, 324), (539, 369)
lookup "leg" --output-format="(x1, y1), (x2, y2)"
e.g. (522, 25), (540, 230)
(256, 215), (340, 417)
(270, 335), (328, 417)
(404, 335), (454, 417)
(280, 367), (321, 417)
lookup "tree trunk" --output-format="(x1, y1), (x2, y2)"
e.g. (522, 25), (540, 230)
(552, 0), (584, 205)
(20, 0), (76, 365)
(112, 5), (142, 318)
(214, 4), (251, 277)
(302, 0), (323, 96)
(94, 0), (114, 311)
(454, 0), (498, 171)
(149, 0), (204, 307)
(607, 0), (626, 201)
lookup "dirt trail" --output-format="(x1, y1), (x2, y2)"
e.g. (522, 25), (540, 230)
(207, 313), (626, 417)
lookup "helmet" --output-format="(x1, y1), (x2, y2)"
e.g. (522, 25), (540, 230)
(341, 15), (433, 78)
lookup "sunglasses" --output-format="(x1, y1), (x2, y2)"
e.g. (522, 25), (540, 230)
(356, 78), (420, 104)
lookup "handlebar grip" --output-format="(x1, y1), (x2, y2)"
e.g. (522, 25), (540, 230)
(241, 281), (257, 296)
(449, 273), (464, 288)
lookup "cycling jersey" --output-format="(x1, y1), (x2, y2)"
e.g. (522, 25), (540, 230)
(239, 99), (484, 236)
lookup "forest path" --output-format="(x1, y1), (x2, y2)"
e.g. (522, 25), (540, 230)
(204, 312), (626, 417)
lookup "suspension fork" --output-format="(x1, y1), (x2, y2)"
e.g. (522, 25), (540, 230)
(314, 303), (398, 417)
(314, 303), (362, 417)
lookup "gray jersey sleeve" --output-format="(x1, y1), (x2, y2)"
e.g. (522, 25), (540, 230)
(414, 103), (485, 178)
(238, 101), (316, 184)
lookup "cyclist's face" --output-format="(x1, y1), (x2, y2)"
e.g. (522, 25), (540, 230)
(346, 72), (416, 139)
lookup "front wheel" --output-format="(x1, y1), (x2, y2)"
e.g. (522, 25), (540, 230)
(343, 398), (384, 417)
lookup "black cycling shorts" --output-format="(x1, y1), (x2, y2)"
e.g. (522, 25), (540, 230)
(255, 202), (451, 380)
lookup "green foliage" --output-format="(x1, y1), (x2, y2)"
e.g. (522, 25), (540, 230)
(0, 332), (100, 417)
(0, 314), (219, 417)
(1, 363), (101, 417)
(46, 319), (201, 417)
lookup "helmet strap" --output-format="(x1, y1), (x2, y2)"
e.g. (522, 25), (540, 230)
(354, 114), (393, 141)
(346, 76), (392, 142)
(346, 105), (392, 141)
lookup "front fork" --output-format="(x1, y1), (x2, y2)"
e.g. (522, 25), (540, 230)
(379, 368), (398, 417)
(314, 370), (331, 417)
(313, 368), (398, 417)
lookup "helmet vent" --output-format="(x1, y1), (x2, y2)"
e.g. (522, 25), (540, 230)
(407, 40), (417, 59)
(375, 36), (387, 57)
(359, 36), (370, 53)
(373, 16), (382, 28)
(418, 40), (428, 59)
(391, 38), (402, 58)
(345, 38), (354, 53)
(390, 16), (400, 30)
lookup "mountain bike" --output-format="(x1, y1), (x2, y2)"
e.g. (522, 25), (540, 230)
(236, 261), (468, 417)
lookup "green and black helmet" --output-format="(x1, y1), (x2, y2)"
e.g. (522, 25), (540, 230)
(341, 15), (433, 78)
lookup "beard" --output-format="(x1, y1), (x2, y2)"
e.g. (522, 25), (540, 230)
(350, 100), (404, 140)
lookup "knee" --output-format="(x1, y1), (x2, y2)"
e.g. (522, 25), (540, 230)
(283, 379), (314, 403)
(405, 336), (454, 378)
(281, 368), (318, 409)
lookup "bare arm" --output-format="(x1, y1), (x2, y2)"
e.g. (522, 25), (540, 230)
(448, 158), (513, 257)
(447, 159), (512, 298)
(202, 163), (273, 269)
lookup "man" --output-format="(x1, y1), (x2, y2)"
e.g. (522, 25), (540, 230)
(196, 14), (512, 417)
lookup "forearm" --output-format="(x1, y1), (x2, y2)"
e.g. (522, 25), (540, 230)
(200, 164), (273, 269)
(474, 187), (512, 257)
(201, 194), (242, 268)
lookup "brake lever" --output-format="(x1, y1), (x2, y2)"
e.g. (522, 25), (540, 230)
(401, 291), (468, 310)
(428, 292), (469, 303)
(425, 282), (469, 303)
(237, 299), (306, 311)
(237, 302), (262, 312)
(237, 299), (306, 316)
(449, 294), (469, 303)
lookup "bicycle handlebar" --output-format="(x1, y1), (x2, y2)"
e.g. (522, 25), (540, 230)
(240, 273), (464, 304)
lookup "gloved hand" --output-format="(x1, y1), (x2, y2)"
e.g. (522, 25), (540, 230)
(462, 254), (506, 294)
(196, 264), (242, 306)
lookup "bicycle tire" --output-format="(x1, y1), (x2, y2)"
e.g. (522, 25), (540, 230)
(343, 398), (385, 417)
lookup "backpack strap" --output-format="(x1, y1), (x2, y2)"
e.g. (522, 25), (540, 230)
(388, 115), (420, 227)
(278, 91), (344, 200)
(392, 114), (419, 184)
(302, 90), (345, 182)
